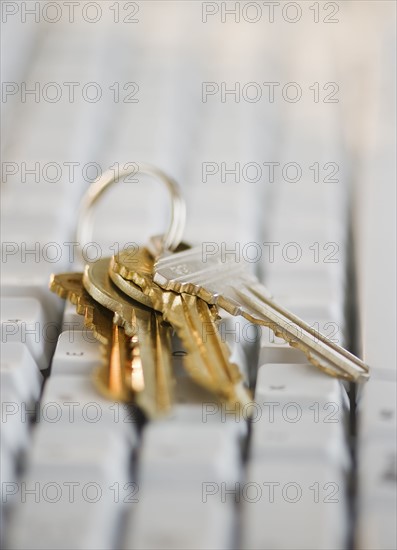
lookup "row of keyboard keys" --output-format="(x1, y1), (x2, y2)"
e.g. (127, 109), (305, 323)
(5, 328), (137, 550)
(243, 364), (350, 550)
(122, 318), (251, 549)
(346, 9), (397, 548)
(1, 344), (44, 535)
(356, 375), (397, 550)
(7, 426), (132, 550)
(245, 20), (351, 548)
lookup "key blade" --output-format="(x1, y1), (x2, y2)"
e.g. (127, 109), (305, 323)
(50, 272), (138, 400)
(51, 271), (175, 412)
(233, 283), (369, 383)
(165, 292), (252, 408)
(153, 247), (370, 383)
(94, 324), (135, 402)
(135, 311), (175, 417)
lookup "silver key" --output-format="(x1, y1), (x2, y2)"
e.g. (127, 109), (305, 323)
(153, 247), (369, 383)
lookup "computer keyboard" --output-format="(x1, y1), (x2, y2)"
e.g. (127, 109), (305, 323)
(1, 2), (396, 549)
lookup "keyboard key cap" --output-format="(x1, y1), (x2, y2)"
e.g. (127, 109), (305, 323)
(0, 258), (64, 324)
(241, 460), (348, 550)
(50, 331), (102, 376)
(28, 425), (131, 482)
(250, 415), (349, 470)
(1, 342), (43, 404)
(356, 441), (397, 550)
(38, 375), (138, 441)
(1, 388), (30, 456)
(139, 422), (241, 489)
(1, 297), (56, 370)
(7, 426), (131, 550)
(123, 489), (235, 550)
(255, 363), (347, 408)
(358, 380), (397, 441)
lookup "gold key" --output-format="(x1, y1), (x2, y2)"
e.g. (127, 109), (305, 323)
(50, 272), (134, 402)
(110, 247), (252, 409)
(83, 257), (175, 417)
(50, 269), (174, 418)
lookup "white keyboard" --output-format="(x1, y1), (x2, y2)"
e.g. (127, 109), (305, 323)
(1, 2), (396, 549)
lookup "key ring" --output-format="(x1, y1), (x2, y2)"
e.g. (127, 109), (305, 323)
(76, 163), (186, 262)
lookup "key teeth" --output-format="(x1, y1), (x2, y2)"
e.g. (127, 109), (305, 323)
(153, 271), (183, 292)
(304, 350), (354, 382)
(154, 271), (220, 305)
(50, 272), (114, 346)
(49, 273), (83, 302)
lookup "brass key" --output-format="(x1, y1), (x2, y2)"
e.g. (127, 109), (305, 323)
(83, 257), (175, 417)
(50, 268), (174, 418)
(50, 273), (134, 402)
(153, 246), (370, 383)
(111, 247), (252, 408)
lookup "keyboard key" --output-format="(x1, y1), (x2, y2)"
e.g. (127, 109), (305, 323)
(1, 342), (43, 404)
(1, 388), (30, 456)
(173, 375), (249, 438)
(123, 489), (235, 550)
(246, 362), (349, 548)
(50, 331), (102, 376)
(6, 428), (131, 550)
(241, 459), (347, 550)
(7, 496), (120, 550)
(139, 421), (241, 489)
(358, 380), (397, 441)
(250, 415), (349, 470)
(255, 363), (347, 409)
(28, 424), (131, 482)
(356, 502), (397, 550)
(38, 375), (138, 440)
(356, 441), (397, 550)
(0, 258), (64, 324)
(1, 298), (56, 370)
(1, 443), (17, 544)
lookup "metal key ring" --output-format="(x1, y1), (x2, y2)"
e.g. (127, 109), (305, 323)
(76, 163), (186, 262)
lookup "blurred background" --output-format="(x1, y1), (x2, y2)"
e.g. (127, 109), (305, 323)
(1, 2), (396, 549)
(2, 0), (395, 367)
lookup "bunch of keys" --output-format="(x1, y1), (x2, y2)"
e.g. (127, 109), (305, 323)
(50, 164), (369, 420)
(50, 164), (251, 419)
